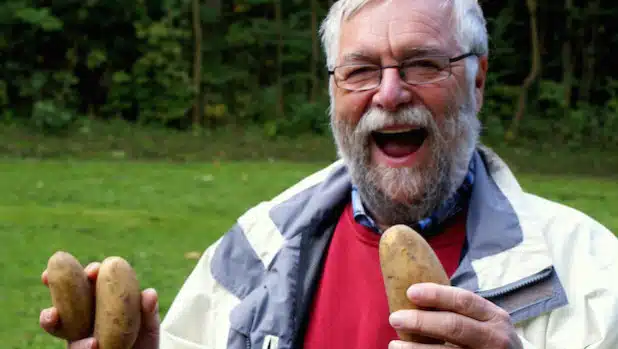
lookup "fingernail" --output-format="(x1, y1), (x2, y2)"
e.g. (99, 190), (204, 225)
(42, 309), (52, 322)
(389, 312), (405, 328)
(85, 262), (99, 273)
(407, 285), (423, 299)
(145, 288), (159, 313)
(86, 338), (97, 348)
(388, 341), (403, 349)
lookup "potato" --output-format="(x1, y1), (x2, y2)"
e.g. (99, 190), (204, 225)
(379, 224), (450, 344)
(46, 251), (95, 341)
(94, 256), (141, 349)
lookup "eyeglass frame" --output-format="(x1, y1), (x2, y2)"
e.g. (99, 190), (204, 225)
(327, 52), (476, 92)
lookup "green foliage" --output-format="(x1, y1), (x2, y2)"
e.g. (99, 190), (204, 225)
(14, 7), (63, 31)
(0, 0), (616, 149)
(267, 92), (331, 137)
(102, 12), (194, 124)
(30, 100), (78, 135)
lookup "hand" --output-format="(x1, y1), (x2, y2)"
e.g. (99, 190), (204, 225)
(388, 283), (523, 348)
(39, 262), (160, 349)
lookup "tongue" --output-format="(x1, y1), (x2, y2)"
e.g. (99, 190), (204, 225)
(380, 140), (421, 158)
(374, 130), (426, 158)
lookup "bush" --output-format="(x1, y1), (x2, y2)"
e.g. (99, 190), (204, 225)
(31, 100), (79, 135)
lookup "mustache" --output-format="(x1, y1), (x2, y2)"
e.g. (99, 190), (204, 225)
(354, 106), (434, 136)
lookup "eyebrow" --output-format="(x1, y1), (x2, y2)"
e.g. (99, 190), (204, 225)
(400, 46), (448, 58)
(339, 46), (449, 65)
(340, 51), (378, 65)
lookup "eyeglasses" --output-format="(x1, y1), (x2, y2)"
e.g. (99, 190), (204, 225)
(328, 52), (475, 92)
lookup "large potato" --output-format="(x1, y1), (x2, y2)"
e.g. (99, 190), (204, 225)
(94, 256), (141, 349)
(379, 224), (450, 344)
(46, 251), (95, 341)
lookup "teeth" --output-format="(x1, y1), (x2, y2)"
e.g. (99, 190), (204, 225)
(376, 127), (417, 134)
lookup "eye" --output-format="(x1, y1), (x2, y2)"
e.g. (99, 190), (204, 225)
(340, 65), (379, 81)
(400, 57), (449, 83)
(403, 59), (443, 70)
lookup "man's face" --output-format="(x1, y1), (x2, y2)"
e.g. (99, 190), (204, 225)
(330, 0), (486, 228)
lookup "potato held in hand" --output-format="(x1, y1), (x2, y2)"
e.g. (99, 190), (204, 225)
(379, 225), (450, 344)
(94, 256), (141, 349)
(46, 251), (95, 341)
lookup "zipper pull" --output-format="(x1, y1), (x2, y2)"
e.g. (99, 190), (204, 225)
(262, 335), (279, 349)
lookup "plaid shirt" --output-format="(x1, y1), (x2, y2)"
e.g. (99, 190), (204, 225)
(351, 157), (476, 238)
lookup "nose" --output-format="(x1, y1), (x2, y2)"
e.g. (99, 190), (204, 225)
(372, 67), (413, 112)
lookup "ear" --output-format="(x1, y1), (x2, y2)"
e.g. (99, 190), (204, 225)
(474, 55), (489, 113)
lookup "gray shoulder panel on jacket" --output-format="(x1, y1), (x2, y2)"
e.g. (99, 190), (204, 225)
(210, 223), (266, 300)
(269, 163), (350, 238)
(451, 152), (524, 291)
(466, 151), (524, 260)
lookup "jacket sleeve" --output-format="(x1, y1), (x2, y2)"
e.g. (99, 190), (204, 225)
(159, 238), (241, 349)
(515, 218), (618, 349)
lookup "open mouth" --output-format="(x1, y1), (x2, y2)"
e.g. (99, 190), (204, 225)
(372, 127), (428, 158)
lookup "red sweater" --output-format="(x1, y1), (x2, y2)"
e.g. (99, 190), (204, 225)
(303, 202), (467, 349)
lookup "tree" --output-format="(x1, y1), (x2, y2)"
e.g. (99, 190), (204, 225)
(192, 0), (203, 128)
(508, 0), (541, 140)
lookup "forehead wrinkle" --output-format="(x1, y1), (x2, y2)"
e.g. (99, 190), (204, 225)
(390, 20), (448, 44)
(414, 5), (453, 36)
(388, 12), (454, 49)
(387, 28), (450, 60)
(389, 8), (449, 36)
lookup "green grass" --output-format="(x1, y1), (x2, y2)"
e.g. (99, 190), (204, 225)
(0, 159), (321, 348)
(2, 119), (617, 178)
(1, 158), (616, 349)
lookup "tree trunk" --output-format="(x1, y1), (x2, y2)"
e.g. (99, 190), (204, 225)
(508, 0), (541, 140)
(275, 0), (285, 118)
(310, 0), (319, 102)
(579, 0), (599, 104)
(192, 0), (203, 128)
(203, 0), (221, 127)
(561, 0), (574, 109)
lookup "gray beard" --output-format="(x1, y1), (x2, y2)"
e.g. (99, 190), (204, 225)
(331, 103), (480, 230)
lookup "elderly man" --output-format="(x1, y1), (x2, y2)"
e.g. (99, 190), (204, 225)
(40, 0), (618, 348)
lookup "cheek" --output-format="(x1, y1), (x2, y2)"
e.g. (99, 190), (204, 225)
(415, 87), (452, 122)
(334, 90), (373, 125)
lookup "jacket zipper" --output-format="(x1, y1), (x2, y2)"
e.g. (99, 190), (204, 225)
(291, 227), (311, 349)
(246, 336), (251, 349)
(475, 266), (553, 299)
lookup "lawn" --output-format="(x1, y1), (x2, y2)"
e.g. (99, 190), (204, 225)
(1, 158), (616, 349)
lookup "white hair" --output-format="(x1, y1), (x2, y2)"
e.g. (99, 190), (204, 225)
(320, 0), (488, 114)
(320, 0), (488, 69)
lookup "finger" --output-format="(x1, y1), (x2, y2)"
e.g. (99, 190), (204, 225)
(388, 340), (457, 349)
(407, 283), (494, 321)
(390, 309), (489, 348)
(68, 338), (97, 349)
(134, 288), (160, 348)
(141, 288), (160, 324)
(39, 307), (61, 337)
(42, 270), (49, 286)
(84, 262), (101, 282)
